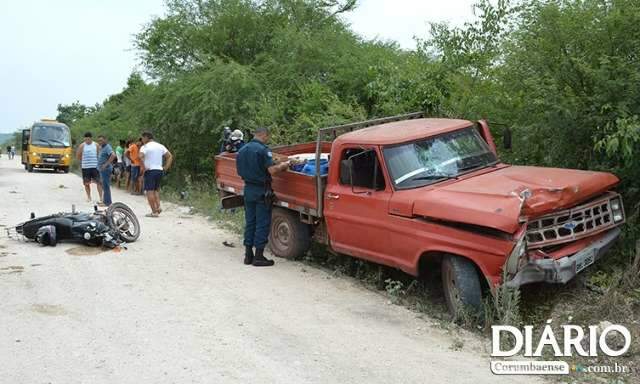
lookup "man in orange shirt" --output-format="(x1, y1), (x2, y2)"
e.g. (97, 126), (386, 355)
(124, 138), (143, 194)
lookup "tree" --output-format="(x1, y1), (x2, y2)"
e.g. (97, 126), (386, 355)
(56, 101), (96, 126)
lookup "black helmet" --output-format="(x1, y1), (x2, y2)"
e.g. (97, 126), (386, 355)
(35, 225), (57, 246)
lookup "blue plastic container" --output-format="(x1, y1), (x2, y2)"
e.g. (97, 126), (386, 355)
(300, 159), (329, 176)
(291, 162), (306, 173)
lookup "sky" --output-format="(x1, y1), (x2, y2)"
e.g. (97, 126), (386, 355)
(0, 0), (476, 134)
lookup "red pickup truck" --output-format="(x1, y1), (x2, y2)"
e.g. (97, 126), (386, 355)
(215, 113), (625, 315)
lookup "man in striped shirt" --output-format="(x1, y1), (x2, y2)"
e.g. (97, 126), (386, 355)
(75, 132), (103, 203)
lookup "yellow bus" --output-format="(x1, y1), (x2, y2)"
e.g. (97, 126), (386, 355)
(21, 119), (73, 173)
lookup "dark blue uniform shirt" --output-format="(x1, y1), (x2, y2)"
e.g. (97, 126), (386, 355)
(236, 139), (274, 200)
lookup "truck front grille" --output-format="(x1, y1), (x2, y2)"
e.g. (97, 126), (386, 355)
(526, 192), (624, 249)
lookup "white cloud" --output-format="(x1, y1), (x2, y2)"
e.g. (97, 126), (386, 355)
(343, 0), (476, 49)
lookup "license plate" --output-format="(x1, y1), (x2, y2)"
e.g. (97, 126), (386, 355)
(576, 250), (596, 273)
(45, 158), (56, 162)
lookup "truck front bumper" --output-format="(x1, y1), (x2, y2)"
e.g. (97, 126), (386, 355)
(505, 228), (621, 288)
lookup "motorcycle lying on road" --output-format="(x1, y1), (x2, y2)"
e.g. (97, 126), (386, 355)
(10, 202), (140, 248)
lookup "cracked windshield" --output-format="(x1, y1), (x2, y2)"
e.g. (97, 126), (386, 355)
(384, 127), (497, 189)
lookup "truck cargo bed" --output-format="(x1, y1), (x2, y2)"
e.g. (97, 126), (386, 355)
(215, 142), (332, 217)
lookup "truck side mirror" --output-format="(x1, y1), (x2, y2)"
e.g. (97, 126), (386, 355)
(21, 130), (30, 151)
(503, 127), (512, 150)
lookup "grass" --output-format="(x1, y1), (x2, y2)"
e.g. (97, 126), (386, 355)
(161, 178), (245, 234)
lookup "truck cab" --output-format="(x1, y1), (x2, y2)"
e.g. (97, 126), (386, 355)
(22, 119), (73, 173)
(215, 113), (625, 316)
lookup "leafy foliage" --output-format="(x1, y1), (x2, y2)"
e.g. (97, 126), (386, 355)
(62, 0), (447, 181)
(61, 0), (640, 214)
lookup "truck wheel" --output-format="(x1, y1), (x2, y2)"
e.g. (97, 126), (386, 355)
(27, 164), (34, 173)
(269, 208), (310, 259)
(61, 167), (69, 173)
(441, 255), (483, 318)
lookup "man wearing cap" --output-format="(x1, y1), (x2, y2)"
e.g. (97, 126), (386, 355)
(236, 127), (290, 267)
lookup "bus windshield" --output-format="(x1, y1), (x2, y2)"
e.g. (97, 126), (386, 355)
(31, 124), (71, 148)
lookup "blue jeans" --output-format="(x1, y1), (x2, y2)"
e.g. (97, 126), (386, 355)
(100, 166), (113, 205)
(130, 166), (140, 182)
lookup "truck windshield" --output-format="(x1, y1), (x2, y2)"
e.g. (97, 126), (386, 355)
(383, 127), (497, 189)
(31, 125), (71, 148)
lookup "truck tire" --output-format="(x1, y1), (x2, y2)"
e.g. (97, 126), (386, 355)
(27, 164), (34, 173)
(441, 255), (483, 318)
(61, 167), (69, 173)
(269, 207), (310, 260)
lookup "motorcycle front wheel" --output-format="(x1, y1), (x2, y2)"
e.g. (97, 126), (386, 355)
(106, 202), (141, 242)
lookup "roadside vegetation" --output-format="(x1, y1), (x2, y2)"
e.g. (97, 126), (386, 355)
(54, 0), (638, 379)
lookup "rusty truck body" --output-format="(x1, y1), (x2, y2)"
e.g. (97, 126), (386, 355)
(215, 113), (625, 314)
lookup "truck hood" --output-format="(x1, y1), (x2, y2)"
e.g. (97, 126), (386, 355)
(408, 166), (619, 234)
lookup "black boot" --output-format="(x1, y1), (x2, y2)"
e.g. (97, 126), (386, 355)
(252, 248), (274, 267)
(244, 246), (254, 265)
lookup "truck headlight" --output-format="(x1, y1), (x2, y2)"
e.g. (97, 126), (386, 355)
(506, 234), (527, 275)
(610, 197), (624, 223)
(64, 154), (70, 158)
(31, 152), (37, 156)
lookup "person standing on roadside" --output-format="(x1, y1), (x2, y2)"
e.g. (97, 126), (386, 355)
(236, 127), (291, 267)
(97, 135), (116, 207)
(76, 132), (103, 203)
(139, 132), (173, 217)
(10, 145), (16, 160)
(114, 140), (125, 187)
(125, 138), (142, 195)
(123, 139), (132, 191)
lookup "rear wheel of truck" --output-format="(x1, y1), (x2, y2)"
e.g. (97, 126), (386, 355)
(442, 255), (484, 319)
(269, 207), (310, 260)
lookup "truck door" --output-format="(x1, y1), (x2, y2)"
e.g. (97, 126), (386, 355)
(21, 129), (30, 165)
(324, 147), (392, 264)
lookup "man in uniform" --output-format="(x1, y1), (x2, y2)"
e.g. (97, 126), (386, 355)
(236, 127), (291, 267)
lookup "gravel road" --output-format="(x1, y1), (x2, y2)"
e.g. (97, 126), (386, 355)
(0, 157), (541, 384)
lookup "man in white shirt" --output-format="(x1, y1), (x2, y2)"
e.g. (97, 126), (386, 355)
(139, 131), (173, 217)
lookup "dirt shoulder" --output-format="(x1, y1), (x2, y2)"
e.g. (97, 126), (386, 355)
(0, 157), (540, 384)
